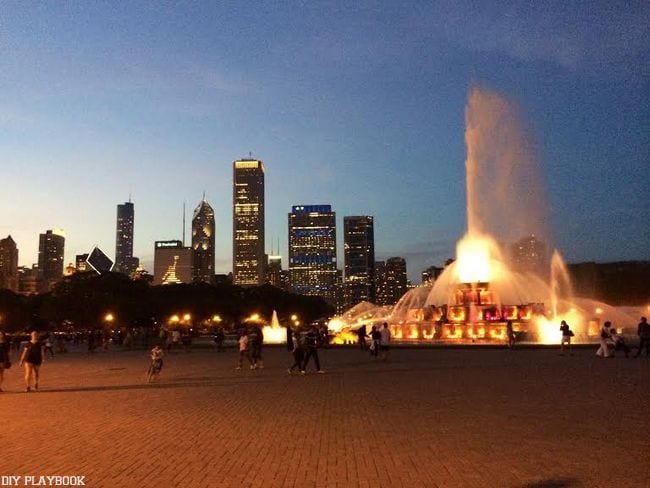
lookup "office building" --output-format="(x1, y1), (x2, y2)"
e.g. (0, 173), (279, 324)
(192, 197), (215, 283)
(0, 235), (19, 291)
(376, 257), (407, 305)
(115, 201), (138, 274)
(421, 265), (444, 284)
(18, 266), (39, 295)
(267, 254), (289, 290)
(233, 159), (265, 285)
(288, 205), (337, 303)
(153, 240), (193, 285)
(38, 229), (65, 293)
(75, 254), (91, 272)
(343, 216), (375, 308)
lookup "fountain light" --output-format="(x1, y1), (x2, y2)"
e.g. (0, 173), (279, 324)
(183, 313), (191, 322)
(212, 315), (222, 323)
(169, 315), (179, 324)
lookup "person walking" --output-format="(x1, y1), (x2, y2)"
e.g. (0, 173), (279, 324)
(302, 326), (324, 373)
(287, 329), (304, 374)
(506, 320), (516, 349)
(147, 344), (164, 383)
(379, 322), (391, 362)
(0, 331), (11, 392)
(559, 320), (574, 356)
(19, 331), (45, 392)
(596, 321), (613, 358)
(236, 329), (254, 370)
(250, 325), (264, 369)
(370, 325), (381, 358)
(357, 325), (368, 350)
(634, 316), (649, 358)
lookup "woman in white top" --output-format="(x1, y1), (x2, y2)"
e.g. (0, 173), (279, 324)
(595, 321), (612, 358)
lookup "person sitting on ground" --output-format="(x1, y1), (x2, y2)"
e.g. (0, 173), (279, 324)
(609, 326), (630, 358)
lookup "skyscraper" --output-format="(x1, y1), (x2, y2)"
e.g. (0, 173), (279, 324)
(376, 257), (407, 305)
(115, 201), (138, 274)
(288, 205), (337, 303)
(153, 240), (193, 285)
(0, 235), (19, 291)
(343, 216), (375, 308)
(38, 229), (65, 293)
(233, 158), (265, 285)
(192, 197), (215, 283)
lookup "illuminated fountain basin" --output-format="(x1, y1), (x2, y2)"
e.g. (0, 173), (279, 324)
(330, 87), (639, 344)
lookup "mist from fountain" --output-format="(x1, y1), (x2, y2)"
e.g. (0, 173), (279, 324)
(330, 87), (638, 343)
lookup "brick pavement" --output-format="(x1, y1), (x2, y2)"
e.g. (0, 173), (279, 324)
(1, 345), (649, 488)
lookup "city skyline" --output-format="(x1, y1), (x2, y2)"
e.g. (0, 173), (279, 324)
(1, 2), (648, 282)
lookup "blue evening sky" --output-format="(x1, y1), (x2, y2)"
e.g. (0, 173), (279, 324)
(1, 1), (648, 281)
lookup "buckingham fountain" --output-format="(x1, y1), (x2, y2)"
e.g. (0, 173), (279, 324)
(330, 87), (638, 344)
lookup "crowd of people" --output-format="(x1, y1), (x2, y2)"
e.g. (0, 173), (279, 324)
(0, 316), (648, 392)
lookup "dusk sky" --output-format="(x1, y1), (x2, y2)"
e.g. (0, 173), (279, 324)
(1, 1), (648, 281)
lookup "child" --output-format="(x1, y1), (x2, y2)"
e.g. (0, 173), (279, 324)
(147, 344), (164, 383)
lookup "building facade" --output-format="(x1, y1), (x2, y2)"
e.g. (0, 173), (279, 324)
(0, 235), (19, 291)
(233, 159), (265, 285)
(192, 198), (215, 283)
(38, 229), (65, 293)
(343, 216), (375, 308)
(153, 240), (193, 285)
(376, 257), (407, 305)
(115, 201), (139, 274)
(288, 205), (337, 303)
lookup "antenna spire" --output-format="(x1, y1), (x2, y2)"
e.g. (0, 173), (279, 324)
(182, 201), (186, 247)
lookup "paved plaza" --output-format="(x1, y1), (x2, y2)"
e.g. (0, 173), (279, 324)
(1, 344), (649, 488)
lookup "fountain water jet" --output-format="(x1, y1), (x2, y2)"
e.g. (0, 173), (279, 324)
(330, 87), (637, 344)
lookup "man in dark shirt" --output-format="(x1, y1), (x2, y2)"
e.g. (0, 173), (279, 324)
(634, 316), (649, 358)
(301, 327), (324, 373)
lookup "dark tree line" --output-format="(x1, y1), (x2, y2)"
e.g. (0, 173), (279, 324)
(0, 272), (334, 332)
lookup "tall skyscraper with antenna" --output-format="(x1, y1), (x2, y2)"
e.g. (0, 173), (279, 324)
(115, 199), (138, 274)
(233, 158), (265, 285)
(192, 195), (215, 283)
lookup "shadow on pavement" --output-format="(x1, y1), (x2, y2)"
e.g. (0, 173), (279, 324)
(521, 477), (580, 488)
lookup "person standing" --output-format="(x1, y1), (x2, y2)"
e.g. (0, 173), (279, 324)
(286, 326), (294, 352)
(0, 331), (11, 392)
(559, 320), (573, 356)
(370, 325), (381, 358)
(19, 331), (45, 392)
(236, 329), (253, 370)
(287, 329), (304, 374)
(634, 316), (649, 358)
(250, 325), (264, 369)
(596, 321), (613, 358)
(302, 326), (324, 373)
(506, 320), (516, 349)
(357, 325), (368, 350)
(379, 322), (391, 362)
